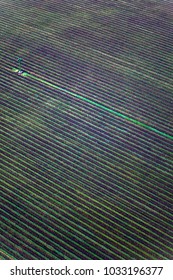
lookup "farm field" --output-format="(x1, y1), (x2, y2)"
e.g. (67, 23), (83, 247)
(1, 0), (173, 259)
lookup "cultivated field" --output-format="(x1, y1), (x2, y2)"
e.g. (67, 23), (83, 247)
(1, 0), (173, 259)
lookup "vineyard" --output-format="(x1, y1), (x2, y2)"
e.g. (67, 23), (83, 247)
(1, 0), (173, 259)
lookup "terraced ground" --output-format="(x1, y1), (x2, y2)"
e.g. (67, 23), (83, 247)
(1, 0), (173, 259)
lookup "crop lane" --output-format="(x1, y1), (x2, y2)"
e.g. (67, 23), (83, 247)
(1, 0), (172, 260)
(0, 175), (171, 260)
